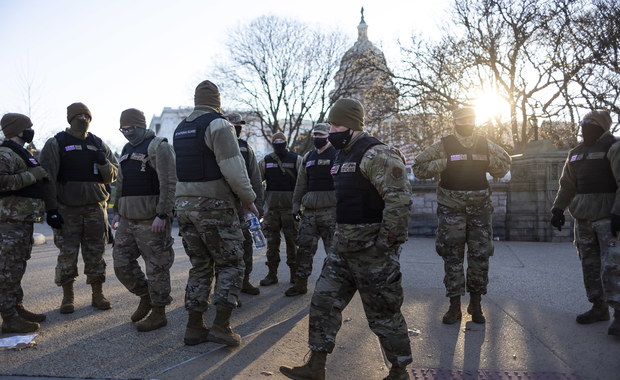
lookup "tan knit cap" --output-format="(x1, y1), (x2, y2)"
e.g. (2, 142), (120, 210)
(1, 113), (32, 139)
(120, 108), (147, 129)
(194, 80), (221, 109)
(327, 98), (365, 131)
(272, 132), (287, 143)
(581, 110), (612, 131)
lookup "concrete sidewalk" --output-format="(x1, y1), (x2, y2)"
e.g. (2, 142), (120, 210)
(0, 224), (618, 380)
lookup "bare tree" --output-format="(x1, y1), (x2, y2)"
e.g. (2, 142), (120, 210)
(213, 16), (350, 148)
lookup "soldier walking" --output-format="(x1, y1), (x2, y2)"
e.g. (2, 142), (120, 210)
(111, 108), (176, 332)
(259, 133), (302, 286)
(551, 110), (620, 336)
(280, 98), (413, 380)
(412, 107), (511, 325)
(224, 113), (264, 296)
(39, 103), (119, 314)
(0, 114), (49, 333)
(285, 123), (337, 297)
(174, 80), (258, 347)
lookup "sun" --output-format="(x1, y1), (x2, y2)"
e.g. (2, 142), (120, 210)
(472, 90), (511, 125)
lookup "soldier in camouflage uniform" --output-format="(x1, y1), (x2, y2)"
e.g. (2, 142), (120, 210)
(224, 113), (264, 296)
(39, 103), (119, 314)
(551, 110), (620, 336)
(285, 123), (337, 297)
(281, 99), (413, 380)
(259, 133), (303, 286)
(174, 80), (258, 347)
(413, 107), (511, 325)
(0, 113), (49, 333)
(110, 108), (176, 332)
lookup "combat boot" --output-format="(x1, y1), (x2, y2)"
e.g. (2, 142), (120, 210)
(16, 304), (46, 322)
(1, 309), (39, 333)
(285, 277), (308, 297)
(184, 310), (209, 346)
(608, 309), (620, 336)
(60, 282), (75, 314)
(136, 306), (167, 332)
(91, 282), (112, 310)
(384, 365), (409, 380)
(279, 350), (327, 380)
(468, 293), (485, 324)
(576, 299), (609, 324)
(442, 296), (462, 324)
(131, 295), (152, 322)
(260, 267), (278, 286)
(241, 274), (260, 295)
(207, 304), (241, 346)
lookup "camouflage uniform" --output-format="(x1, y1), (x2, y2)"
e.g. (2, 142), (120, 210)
(112, 132), (176, 306)
(553, 130), (620, 309)
(308, 132), (413, 368)
(0, 145), (45, 315)
(413, 133), (511, 297)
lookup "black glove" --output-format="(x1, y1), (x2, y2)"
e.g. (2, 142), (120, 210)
(611, 214), (620, 237)
(94, 150), (106, 165)
(550, 208), (565, 231)
(47, 209), (64, 229)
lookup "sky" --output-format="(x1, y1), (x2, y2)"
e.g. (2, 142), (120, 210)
(0, 0), (451, 151)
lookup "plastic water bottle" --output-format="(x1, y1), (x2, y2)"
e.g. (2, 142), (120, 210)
(245, 213), (266, 249)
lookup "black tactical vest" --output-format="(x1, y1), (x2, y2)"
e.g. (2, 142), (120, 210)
(119, 137), (160, 197)
(238, 138), (251, 174)
(332, 135), (385, 224)
(0, 140), (45, 199)
(173, 113), (224, 182)
(305, 146), (336, 192)
(439, 135), (490, 191)
(569, 134), (618, 194)
(264, 151), (298, 191)
(55, 131), (105, 183)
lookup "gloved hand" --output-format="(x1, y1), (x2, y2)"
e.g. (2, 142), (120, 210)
(611, 214), (620, 237)
(550, 208), (565, 231)
(27, 166), (49, 182)
(47, 209), (64, 229)
(94, 150), (107, 165)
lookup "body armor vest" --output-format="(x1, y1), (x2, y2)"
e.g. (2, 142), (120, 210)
(173, 113), (224, 182)
(332, 135), (385, 224)
(264, 151), (298, 191)
(0, 140), (45, 199)
(119, 137), (160, 197)
(439, 135), (489, 191)
(305, 146), (336, 192)
(55, 131), (104, 183)
(569, 134), (618, 194)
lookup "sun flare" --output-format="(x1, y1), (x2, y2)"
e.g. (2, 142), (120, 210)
(473, 91), (511, 125)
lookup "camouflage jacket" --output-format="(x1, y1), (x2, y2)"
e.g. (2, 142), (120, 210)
(0, 144), (46, 222)
(332, 132), (412, 253)
(553, 131), (620, 221)
(412, 132), (511, 209)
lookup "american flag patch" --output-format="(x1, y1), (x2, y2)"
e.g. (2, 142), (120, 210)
(330, 164), (340, 175)
(570, 154), (583, 162)
(29, 158), (39, 165)
(306, 160), (315, 167)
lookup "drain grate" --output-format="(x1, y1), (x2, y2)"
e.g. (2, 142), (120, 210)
(408, 369), (585, 380)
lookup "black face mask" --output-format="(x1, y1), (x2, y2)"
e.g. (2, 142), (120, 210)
(234, 125), (242, 138)
(273, 142), (287, 156)
(455, 124), (474, 137)
(328, 129), (352, 150)
(70, 117), (90, 133)
(581, 123), (604, 146)
(20, 129), (35, 143)
(313, 137), (328, 150)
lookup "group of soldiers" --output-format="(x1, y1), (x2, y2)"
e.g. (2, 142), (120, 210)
(1, 76), (619, 380)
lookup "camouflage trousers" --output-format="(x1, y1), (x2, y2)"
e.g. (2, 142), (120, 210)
(238, 211), (254, 277)
(575, 218), (620, 308)
(112, 218), (175, 306)
(435, 202), (494, 298)
(263, 208), (298, 271)
(177, 208), (244, 311)
(0, 221), (33, 313)
(54, 203), (107, 286)
(295, 207), (336, 279)
(309, 245), (412, 367)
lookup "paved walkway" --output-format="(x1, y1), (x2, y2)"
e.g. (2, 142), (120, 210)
(0, 224), (618, 380)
